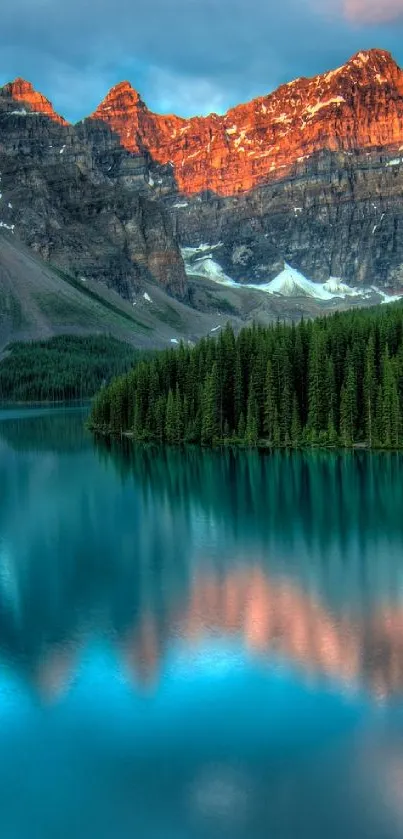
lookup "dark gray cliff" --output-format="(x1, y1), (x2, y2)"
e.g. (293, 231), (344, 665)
(165, 149), (403, 288)
(0, 84), (187, 300)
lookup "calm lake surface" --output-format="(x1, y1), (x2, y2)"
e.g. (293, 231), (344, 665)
(1, 406), (403, 838)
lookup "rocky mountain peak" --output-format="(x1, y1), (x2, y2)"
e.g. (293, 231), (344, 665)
(84, 49), (403, 196)
(346, 48), (396, 70)
(8, 77), (35, 94)
(334, 48), (403, 91)
(1, 77), (68, 124)
(90, 80), (148, 152)
(97, 80), (143, 106)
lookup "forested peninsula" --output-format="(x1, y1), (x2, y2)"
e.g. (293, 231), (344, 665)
(89, 304), (403, 449)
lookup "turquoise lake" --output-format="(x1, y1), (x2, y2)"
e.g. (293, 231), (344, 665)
(1, 406), (403, 837)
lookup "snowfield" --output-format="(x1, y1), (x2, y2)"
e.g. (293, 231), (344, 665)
(181, 248), (403, 304)
(251, 265), (361, 300)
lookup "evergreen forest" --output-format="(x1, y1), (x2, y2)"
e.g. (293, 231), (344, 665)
(89, 304), (403, 448)
(0, 335), (144, 402)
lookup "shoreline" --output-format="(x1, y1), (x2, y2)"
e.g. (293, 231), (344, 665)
(88, 427), (402, 452)
(0, 398), (92, 408)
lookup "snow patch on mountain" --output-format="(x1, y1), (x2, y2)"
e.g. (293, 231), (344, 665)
(371, 287), (403, 305)
(181, 243), (223, 259)
(184, 253), (234, 285)
(247, 265), (360, 299)
(305, 97), (345, 120)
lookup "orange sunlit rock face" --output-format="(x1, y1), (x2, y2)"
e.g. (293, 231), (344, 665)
(90, 49), (403, 196)
(3, 78), (68, 125)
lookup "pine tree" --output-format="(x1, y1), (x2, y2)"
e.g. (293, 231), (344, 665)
(221, 324), (236, 432)
(133, 391), (143, 440)
(273, 404), (281, 447)
(375, 383), (383, 446)
(110, 379), (125, 435)
(380, 347), (401, 448)
(165, 389), (176, 444)
(291, 392), (301, 447)
(340, 364), (357, 447)
(263, 360), (276, 441)
(280, 376), (292, 446)
(390, 370), (401, 448)
(306, 328), (327, 442)
(173, 384), (183, 444)
(234, 348), (244, 432)
(245, 378), (259, 446)
(238, 412), (246, 439)
(155, 395), (166, 442)
(363, 332), (376, 447)
(326, 356), (337, 445)
(254, 347), (267, 436)
(294, 323), (307, 425)
(201, 363), (219, 445)
(182, 394), (190, 440)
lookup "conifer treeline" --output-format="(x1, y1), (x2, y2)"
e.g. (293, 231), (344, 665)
(89, 304), (403, 448)
(0, 335), (145, 402)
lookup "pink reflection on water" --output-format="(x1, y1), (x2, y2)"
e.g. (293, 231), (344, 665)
(31, 564), (403, 702)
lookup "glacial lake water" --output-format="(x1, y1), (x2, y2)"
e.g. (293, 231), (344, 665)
(1, 406), (403, 838)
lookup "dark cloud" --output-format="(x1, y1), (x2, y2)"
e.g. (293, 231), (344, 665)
(0, 0), (403, 120)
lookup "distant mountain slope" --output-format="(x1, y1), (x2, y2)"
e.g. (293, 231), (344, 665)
(0, 232), (254, 350)
(0, 233), (147, 349)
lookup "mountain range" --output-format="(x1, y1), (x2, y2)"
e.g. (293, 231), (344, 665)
(1, 48), (403, 346)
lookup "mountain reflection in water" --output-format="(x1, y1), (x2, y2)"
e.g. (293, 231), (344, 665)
(0, 410), (403, 838)
(3, 563), (403, 702)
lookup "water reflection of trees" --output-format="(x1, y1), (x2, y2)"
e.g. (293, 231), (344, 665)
(96, 440), (403, 599)
(0, 408), (90, 454)
(96, 440), (403, 545)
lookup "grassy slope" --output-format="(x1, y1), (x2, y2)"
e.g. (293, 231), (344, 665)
(0, 233), (232, 352)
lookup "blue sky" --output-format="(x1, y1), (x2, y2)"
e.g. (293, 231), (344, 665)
(1, 0), (403, 121)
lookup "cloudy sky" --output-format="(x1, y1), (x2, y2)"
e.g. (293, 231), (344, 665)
(1, 0), (403, 121)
